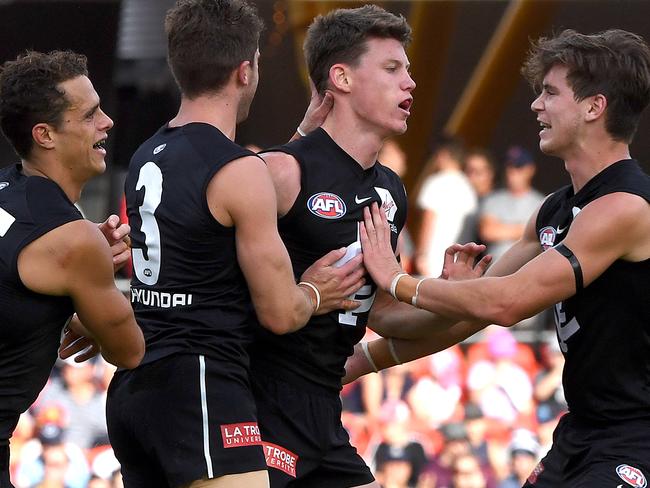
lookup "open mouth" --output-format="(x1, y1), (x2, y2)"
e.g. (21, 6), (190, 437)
(399, 98), (413, 112)
(539, 121), (551, 130)
(93, 139), (107, 150)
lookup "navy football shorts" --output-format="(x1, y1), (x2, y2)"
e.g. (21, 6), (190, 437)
(251, 371), (374, 488)
(107, 354), (266, 488)
(523, 413), (650, 488)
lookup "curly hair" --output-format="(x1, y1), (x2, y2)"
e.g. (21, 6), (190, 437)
(522, 29), (650, 143)
(0, 50), (88, 159)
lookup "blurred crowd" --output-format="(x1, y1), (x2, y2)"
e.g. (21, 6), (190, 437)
(8, 139), (559, 488)
(342, 325), (566, 488)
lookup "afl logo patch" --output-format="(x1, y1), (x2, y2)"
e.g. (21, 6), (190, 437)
(617, 464), (647, 487)
(0, 182), (8, 190)
(539, 226), (556, 250)
(307, 192), (346, 219)
(153, 143), (166, 155)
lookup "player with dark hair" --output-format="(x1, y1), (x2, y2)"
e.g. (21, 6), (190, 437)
(353, 29), (650, 487)
(105, 1), (364, 488)
(0, 50), (144, 488)
(249, 5), (456, 488)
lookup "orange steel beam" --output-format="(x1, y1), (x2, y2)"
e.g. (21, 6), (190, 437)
(445, 0), (559, 147)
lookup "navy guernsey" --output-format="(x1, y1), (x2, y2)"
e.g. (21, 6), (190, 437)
(535, 159), (650, 423)
(0, 165), (82, 443)
(250, 128), (408, 393)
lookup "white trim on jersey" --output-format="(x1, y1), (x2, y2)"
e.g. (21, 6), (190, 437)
(199, 355), (214, 478)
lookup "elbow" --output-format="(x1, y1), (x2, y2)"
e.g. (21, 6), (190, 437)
(111, 335), (145, 369)
(257, 313), (298, 335)
(483, 301), (522, 328)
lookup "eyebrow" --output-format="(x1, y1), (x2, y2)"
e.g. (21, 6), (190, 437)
(83, 102), (100, 119)
(386, 59), (411, 70)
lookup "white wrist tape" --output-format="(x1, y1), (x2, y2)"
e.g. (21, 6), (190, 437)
(298, 281), (321, 313)
(361, 341), (379, 373)
(389, 273), (409, 300)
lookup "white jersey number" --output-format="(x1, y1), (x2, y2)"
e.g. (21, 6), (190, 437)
(132, 162), (163, 285)
(554, 301), (580, 353)
(0, 206), (16, 237)
(338, 285), (376, 326)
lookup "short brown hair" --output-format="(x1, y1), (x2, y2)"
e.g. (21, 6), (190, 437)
(165, 0), (263, 99)
(0, 50), (88, 159)
(522, 29), (650, 143)
(304, 4), (412, 95)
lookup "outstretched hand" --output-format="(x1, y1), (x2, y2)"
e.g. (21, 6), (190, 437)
(98, 214), (131, 273)
(295, 79), (334, 137)
(300, 246), (365, 315)
(359, 202), (403, 292)
(440, 243), (492, 280)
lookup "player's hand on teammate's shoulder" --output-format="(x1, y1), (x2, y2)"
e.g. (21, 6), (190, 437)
(439, 242), (492, 281)
(58, 314), (100, 363)
(97, 214), (131, 273)
(300, 247), (365, 315)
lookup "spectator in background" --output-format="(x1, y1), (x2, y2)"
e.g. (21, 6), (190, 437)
(498, 429), (540, 488)
(34, 359), (108, 450)
(17, 423), (89, 488)
(464, 149), (496, 201)
(479, 146), (544, 262)
(466, 328), (534, 427)
(373, 401), (427, 488)
(415, 138), (477, 276)
(450, 453), (490, 488)
(462, 149), (496, 247)
(463, 403), (490, 467)
(406, 346), (464, 430)
(420, 422), (471, 488)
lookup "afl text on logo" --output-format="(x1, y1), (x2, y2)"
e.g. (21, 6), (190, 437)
(307, 192), (346, 219)
(616, 464), (647, 488)
(539, 226), (557, 250)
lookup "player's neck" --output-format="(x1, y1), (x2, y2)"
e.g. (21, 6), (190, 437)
(563, 137), (630, 193)
(21, 155), (83, 203)
(169, 93), (238, 141)
(321, 110), (383, 170)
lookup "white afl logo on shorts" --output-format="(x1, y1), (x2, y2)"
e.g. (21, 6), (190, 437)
(616, 464), (647, 487)
(0, 182), (9, 190)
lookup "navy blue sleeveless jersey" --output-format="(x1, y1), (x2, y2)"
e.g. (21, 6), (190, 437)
(535, 159), (650, 423)
(250, 128), (408, 393)
(125, 123), (258, 367)
(0, 164), (82, 443)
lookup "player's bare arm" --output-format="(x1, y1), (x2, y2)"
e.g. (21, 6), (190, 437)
(362, 192), (650, 326)
(344, 203), (546, 382)
(17, 219), (144, 368)
(208, 155), (364, 334)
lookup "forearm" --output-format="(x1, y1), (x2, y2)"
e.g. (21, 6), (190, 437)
(345, 320), (487, 383)
(368, 296), (457, 339)
(77, 302), (144, 369)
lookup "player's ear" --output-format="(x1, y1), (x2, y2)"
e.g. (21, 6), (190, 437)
(329, 64), (351, 94)
(237, 60), (252, 86)
(32, 123), (56, 150)
(585, 93), (607, 122)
